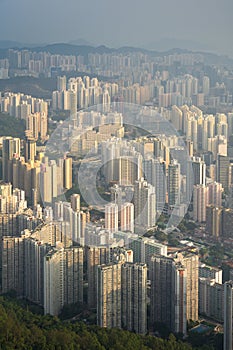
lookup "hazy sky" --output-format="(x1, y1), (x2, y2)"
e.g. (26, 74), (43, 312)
(1, 0), (233, 56)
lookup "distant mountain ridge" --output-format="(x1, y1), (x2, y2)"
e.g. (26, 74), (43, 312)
(0, 41), (232, 66)
(16, 43), (191, 57)
(142, 37), (216, 53)
(28, 43), (233, 65)
(68, 38), (94, 46)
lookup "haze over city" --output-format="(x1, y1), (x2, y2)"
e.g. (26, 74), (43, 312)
(0, 0), (233, 56)
(1, 1), (233, 349)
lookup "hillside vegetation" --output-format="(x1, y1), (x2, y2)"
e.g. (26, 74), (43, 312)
(0, 296), (217, 350)
(0, 112), (25, 138)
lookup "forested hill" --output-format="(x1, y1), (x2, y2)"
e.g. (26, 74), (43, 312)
(0, 296), (215, 350)
(0, 112), (25, 139)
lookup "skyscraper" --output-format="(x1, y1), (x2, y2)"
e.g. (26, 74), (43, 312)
(63, 157), (72, 190)
(105, 203), (118, 233)
(150, 255), (187, 336)
(192, 157), (206, 186)
(97, 263), (122, 328)
(44, 246), (83, 316)
(57, 76), (67, 91)
(2, 137), (21, 182)
(86, 246), (109, 308)
(24, 236), (49, 305)
(24, 137), (36, 162)
(217, 154), (230, 191)
(150, 251), (198, 335)
(168, 160), (180, 207)
(206, 205), (223, 237)
(70, 194), (80, 212)
(121, 262), (147, 334)
(44, 247), (64, 316)
(207, 181), (223, 207)
(134, 178), (156, 228)
(193, 185), (209, 222)
(1, 236), (25, 295)
(143, 158), (166, 213)
(120, 202), (134, 232)
(199, 278), (224, 322)
(175, 252), (199, 322)
(186, 140), (194, 157)
(97, 262), (147, 334)
(202, 76), (210, 96)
